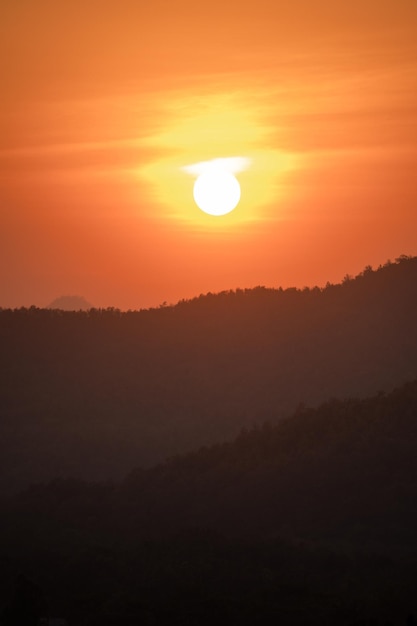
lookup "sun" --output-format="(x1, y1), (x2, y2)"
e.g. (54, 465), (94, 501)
(182, 157), (249, 218)
(193, 167), (241, 216)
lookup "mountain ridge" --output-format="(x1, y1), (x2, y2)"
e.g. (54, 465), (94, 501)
(0, 255), (416, 493)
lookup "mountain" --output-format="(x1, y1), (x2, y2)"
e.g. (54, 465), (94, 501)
(47, 295), (93, 310)
(0, 255), (416, 493)
(1, 380), (417, 625)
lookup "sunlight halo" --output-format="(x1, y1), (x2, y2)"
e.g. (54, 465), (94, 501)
(137, 91), (297, 229)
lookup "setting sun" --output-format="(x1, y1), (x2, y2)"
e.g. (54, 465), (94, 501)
(193, 168), (240, 216)
(185, 157), (248, 217)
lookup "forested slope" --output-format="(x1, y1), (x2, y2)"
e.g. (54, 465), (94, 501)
(1, 379), (417, 624)
(0, 255), (417, 492)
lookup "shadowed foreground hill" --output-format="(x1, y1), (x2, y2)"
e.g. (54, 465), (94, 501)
(1, 380), (417, 624)
(0, 255), (417, 492)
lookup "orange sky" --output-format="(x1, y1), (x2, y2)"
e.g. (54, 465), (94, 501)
(1, 0), (417, 309)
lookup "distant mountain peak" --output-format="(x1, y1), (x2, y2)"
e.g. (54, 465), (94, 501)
(47, 295), (92, 311)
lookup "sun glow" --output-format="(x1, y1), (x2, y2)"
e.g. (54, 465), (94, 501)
(138, 92), (297, 228)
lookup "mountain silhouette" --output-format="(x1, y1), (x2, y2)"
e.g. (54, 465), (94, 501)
(0, 255), (416, 493)
(47, 295), (92, 310)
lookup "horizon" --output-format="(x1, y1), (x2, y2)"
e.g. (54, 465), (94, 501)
(2, 253), (414, 311)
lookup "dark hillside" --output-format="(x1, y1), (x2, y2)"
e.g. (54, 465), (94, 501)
(121, 378), (417, 549)
(1, 380), (417, 624)
(0, 255), (417, 492)
(5, 378), (416, 550)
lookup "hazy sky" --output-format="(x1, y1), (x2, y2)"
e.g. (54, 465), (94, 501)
(1, 0), (416, 309)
